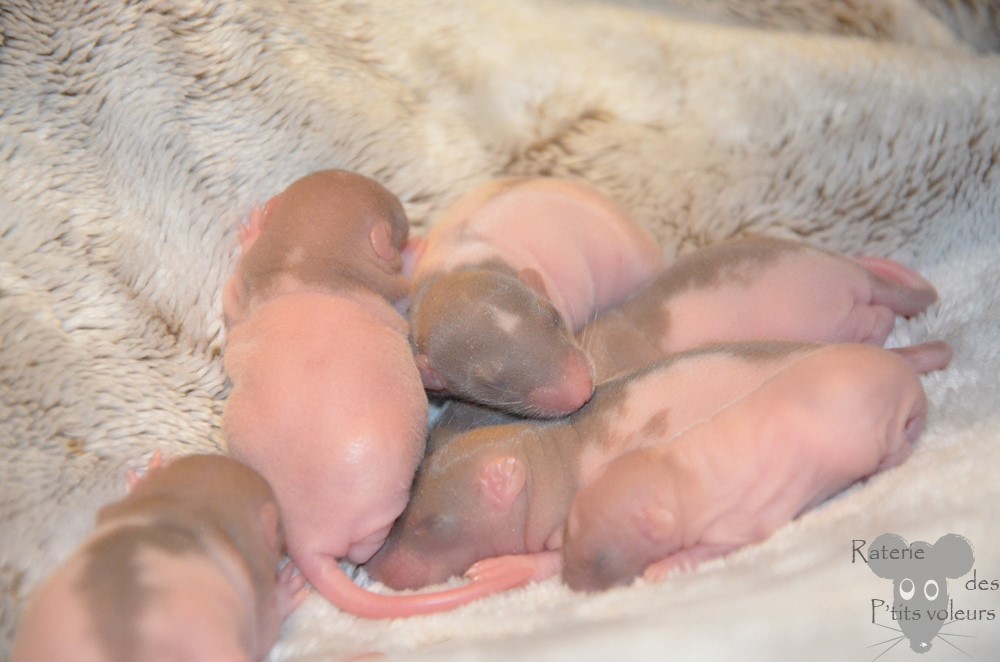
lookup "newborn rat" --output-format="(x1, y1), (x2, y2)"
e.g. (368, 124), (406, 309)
(560, 343), (927, 590)
(364, 340), (947, 593)
(12, 454), (304, 662)
(222, 170), (520, 618)
(579, 235), (944, 380)
(408, 177), (663, 416)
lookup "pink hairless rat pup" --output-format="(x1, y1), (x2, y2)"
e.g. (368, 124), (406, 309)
(222, 170), (525, 618)
(578, 235), (945, 381)
(12, 454), (306, 662)
(408, 177), (664, 416)
(364, 340), (949, 593)
(560, 342), (929, 590)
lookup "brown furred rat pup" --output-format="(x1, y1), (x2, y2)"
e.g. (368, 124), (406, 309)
(12, 454), (304, 662)
(408, 177), (664, 417)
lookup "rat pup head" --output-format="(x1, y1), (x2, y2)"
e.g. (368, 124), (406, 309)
(562, 447), (682, 592)
(410, 269), (594, 417)
(224, 168), (414, 328)
(365, 425), (534, 589)
(268, 169), (411, 297)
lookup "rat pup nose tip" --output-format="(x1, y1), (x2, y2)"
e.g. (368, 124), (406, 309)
(528, 353), (595, 415)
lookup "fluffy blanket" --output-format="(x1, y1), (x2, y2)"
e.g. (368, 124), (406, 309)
(2, 1), (999, 660)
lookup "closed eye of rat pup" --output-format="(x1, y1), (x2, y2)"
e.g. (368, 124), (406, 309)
(408, 177), (664, 417)
(222, 170), (526, 618)
(578, 235), (946, 381)
(364, 340), (946, 594)
(12, 454), (305, 662)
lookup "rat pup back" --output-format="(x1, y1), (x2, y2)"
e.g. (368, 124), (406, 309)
(580, 235), (948, 381)
(222, 170), (527, 618)
(12, 454), (303, 662)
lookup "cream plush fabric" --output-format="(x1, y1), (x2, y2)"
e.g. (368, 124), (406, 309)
(1, 1), (999, 660)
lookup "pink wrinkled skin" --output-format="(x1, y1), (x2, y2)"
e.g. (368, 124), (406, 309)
(368, 234), (951, 596)
(562, 344), (928, 591)
(412, 177), (664, 329)
(224, 292), (427, 567)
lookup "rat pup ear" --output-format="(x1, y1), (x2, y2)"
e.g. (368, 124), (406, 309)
(517, 268), (549, 299)
(478, 456), (526, 511)
(415, 354), (449, 391)
(369, 221), (401, 265)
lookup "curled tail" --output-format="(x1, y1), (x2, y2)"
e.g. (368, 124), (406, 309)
(300, 555), (533, 619)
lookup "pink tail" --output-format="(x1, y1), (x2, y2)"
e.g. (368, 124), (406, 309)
(855, 256), (938, 317)
(305, 557), (533, 619)
(890, 340), (953, 374)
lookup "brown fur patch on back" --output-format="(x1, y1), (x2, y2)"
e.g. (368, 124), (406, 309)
(576, 307), (664, 382)
(76, 523), (206, 662)
(577, 237), (809, 378)
(617, 237), (804, 341)
(640, 408), (671, 441)
(569, 340), (815, 452)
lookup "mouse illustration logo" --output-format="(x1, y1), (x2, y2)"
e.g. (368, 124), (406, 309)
(866, 533), (975, 656)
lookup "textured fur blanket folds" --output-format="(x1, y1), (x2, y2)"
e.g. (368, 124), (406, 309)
(2, 1), (999, 660)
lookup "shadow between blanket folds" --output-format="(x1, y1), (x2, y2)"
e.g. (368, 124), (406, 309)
(1, 0), (1000, 659)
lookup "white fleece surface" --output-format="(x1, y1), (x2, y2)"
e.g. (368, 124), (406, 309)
(1, 1), (999, 660)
